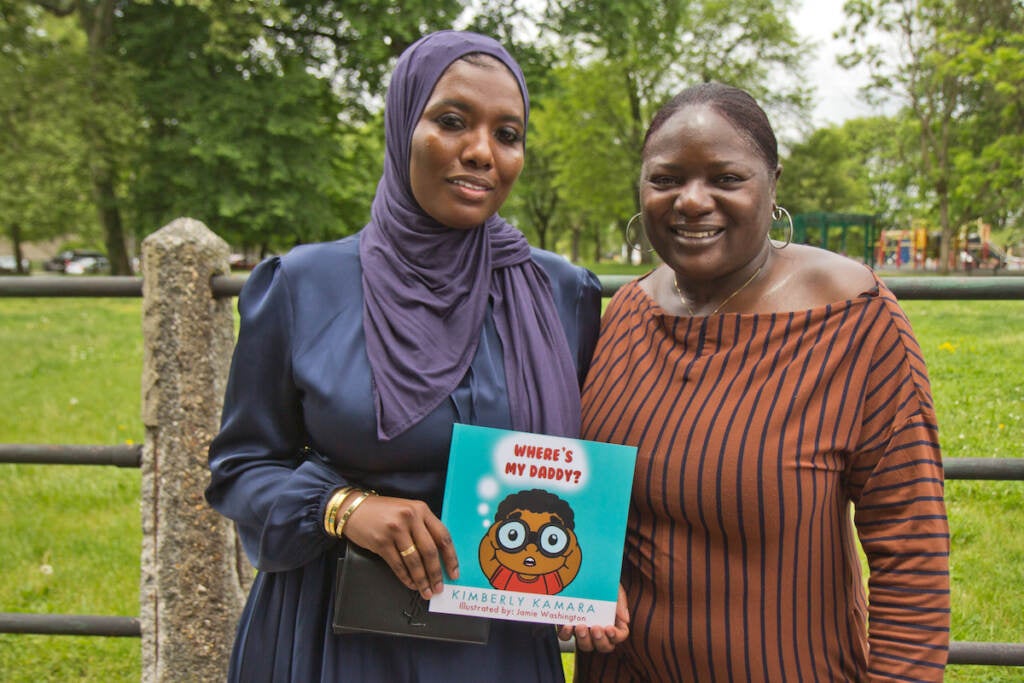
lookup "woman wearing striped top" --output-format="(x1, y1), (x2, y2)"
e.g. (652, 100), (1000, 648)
(573, 83), (949, 681)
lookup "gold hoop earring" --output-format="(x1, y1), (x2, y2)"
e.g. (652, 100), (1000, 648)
(624, 212), (652, 253)
(771, 205), (793, 249)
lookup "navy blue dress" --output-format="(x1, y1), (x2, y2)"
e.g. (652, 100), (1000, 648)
(206, 234), (602, 682)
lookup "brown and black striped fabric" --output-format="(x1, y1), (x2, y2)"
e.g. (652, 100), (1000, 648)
(576, 274), (949, 682)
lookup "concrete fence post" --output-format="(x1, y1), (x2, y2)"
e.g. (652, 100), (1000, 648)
(140, 218), (251, 682)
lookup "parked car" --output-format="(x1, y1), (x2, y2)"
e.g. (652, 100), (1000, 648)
(64, 255), (110, 275)
(43, 249), (108, 274)
(0, 255), (31, 274)
(229, 253), (260, 271)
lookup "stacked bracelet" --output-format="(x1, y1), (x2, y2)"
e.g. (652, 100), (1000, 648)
(324, 486), (354, 537)
(333, 489), (377, 539)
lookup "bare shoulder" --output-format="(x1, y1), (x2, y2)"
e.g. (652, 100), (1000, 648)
(768, 244), (876, 309)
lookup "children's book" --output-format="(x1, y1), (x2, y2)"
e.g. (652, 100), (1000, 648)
(430, 424), (638, 627)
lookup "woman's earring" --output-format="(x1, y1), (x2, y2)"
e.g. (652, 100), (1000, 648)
(771, 205), (793, 249)
(624, 212), (652, 253)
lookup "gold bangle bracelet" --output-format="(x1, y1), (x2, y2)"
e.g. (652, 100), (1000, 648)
(324, 486), (354, 537)
(333, 489), (376, 539)
(324, 492), (344, 536)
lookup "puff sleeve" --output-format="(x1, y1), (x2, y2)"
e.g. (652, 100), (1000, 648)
(205, 258), (347, 572)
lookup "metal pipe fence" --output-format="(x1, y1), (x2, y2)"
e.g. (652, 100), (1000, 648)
(0, 444), (142, 467)
(2, 271), (1023, 671)
(4, 273), (1024, 300)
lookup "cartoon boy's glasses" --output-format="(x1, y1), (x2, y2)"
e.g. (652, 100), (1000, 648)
(495, 520), (569, 557)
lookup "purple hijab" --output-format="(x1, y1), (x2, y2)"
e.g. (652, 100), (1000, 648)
(359, 30), (581, 441)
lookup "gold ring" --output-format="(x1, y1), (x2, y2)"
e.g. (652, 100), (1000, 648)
(399, 544), (417, 557)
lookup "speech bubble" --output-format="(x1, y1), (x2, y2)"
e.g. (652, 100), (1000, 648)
(492, 432), (589, 493)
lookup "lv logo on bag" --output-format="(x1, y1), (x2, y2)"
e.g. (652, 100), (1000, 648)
(401, 592), (428, 627)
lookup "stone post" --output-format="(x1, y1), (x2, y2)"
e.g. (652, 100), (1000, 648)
(140, 218), (251, 682)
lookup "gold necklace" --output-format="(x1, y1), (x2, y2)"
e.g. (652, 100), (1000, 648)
(673, 264), (764, 317)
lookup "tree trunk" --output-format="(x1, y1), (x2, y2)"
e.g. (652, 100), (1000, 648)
(80, 0), (132, 274)
(6, 223), (25, 274)
(937, 188), (951, 277)
(11, 222), (26, 274)
(93, 170), (132, 274)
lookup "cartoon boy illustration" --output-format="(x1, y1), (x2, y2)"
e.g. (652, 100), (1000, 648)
(479, 488), (581, 595)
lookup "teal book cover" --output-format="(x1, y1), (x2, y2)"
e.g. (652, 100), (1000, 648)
(430, 424), (638, 627)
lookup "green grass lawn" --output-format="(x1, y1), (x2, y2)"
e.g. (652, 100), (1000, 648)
(0, 299), (143, 681)
(906, 299), (1024, 683)
(0, 293), (1022, 682)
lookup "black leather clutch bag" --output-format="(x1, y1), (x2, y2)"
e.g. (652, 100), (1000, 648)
(331, 543), (491, 644)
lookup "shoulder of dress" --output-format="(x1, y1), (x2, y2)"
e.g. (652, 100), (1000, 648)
(271, 236), (362, 287)
(529, 247), (599, 292)
(281, 234), (360, 270)
(240, 236), (362, 314)
(528, 246), (573, 272)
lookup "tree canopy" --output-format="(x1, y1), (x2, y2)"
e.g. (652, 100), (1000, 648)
(0, 5), (99, 269)
(4, 0), (1022, 270)
(838, 0), (1024, 270)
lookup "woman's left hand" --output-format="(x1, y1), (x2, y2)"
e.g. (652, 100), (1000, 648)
(558, 583), (630, 653)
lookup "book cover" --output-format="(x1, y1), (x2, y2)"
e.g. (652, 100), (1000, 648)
(430, 424), (638, 627)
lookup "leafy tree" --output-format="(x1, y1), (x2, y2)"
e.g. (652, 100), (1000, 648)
(15, 0), (923, 270)
(118, 2), (356, 255)
(838, 0), (1024, 272)
(527, 60), (638, 262)
(29, 0), (469, 269)
(780, 115), (916, 224)
(505, 140), (563, 253)
(780, 115), (931, 260)
(781, 125), (868, 216)
(457, 2), (585, 255)
(0, 5), (98, 271)
(32, 0), (142, 274)
(535, 0), (811, 261)
(196, 0), (465, 93)
(946, 25), (1024, 233)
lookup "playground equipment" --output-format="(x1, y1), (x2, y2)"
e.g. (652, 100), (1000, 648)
(774, 213), (1017, 273)
(875, 227), (930, 269)
(789, 211), (877, 266)
(957, 232), (1007, 272)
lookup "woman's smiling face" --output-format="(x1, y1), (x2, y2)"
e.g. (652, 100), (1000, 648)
(409, 56), (526, 230)
(640, 103), (780, 281)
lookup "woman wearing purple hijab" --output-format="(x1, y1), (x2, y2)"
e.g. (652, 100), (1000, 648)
(205, 30), (602, 681)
